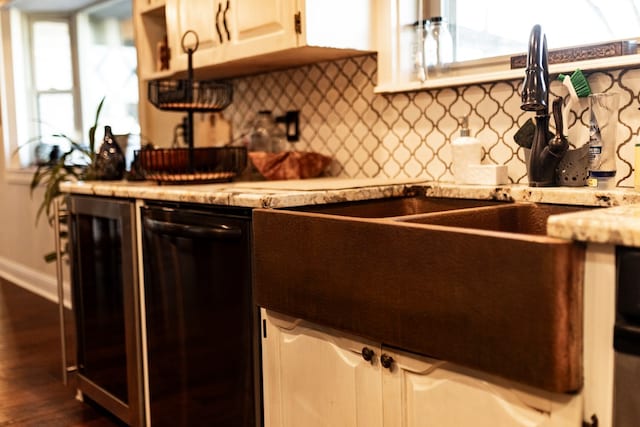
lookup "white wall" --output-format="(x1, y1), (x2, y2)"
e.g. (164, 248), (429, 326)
(0, 141), (60, 302)
(0, 8), (64, 302)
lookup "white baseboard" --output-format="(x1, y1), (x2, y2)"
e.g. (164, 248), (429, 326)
(0, 256), (71, 307)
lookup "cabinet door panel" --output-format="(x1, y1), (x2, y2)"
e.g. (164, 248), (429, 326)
(166, 0), (221, 70)
(383, 348), (575, 427)
(226, 0), (298, 60)
(262, 310), (383, 427)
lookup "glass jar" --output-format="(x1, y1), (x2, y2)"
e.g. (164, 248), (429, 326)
(411, 19), (427, 82)
(249, 110), (277, 152)
(424, 16), (453, 77)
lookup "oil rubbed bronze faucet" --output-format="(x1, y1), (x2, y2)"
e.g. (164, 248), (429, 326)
(521, 25), (567, 186)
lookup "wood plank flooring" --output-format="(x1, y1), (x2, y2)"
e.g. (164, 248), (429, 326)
(0, 277), (122, 426)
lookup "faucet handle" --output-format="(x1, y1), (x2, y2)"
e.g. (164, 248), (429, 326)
(549, 97), (569, 156)
(552, 97), (565, 137)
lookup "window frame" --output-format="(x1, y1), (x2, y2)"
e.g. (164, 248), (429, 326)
(27, 14), (83, 155)
(1, 9), (84, 177)
(376, 0), (640, 93)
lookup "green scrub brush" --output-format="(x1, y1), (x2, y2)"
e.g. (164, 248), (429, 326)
(558, 69), (592, 101)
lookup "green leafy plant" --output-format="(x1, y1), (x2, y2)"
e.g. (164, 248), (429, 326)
(14, 97), (105, 263)
(21, 97), (105, 225)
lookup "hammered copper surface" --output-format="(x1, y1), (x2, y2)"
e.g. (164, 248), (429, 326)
(399, 203), (587, 234)
(253, 203), (585, 393)
(294, 196), (504, 218)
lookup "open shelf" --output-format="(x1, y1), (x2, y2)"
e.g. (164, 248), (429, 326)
(136, 0), (169, 80)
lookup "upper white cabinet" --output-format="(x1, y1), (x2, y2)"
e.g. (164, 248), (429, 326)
(134, 0), (171, 81)
(165, 0), (224, 71)
(136, 0), (375, 80)
(262, 309), (584, 427)
(167, 0), (298, 71)
(226, 0), (298, 61)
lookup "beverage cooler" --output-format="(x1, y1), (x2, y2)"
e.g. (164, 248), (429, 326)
(67, 196), (144, 426)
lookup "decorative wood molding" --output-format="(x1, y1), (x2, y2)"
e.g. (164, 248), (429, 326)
(511, 40), (638, 69)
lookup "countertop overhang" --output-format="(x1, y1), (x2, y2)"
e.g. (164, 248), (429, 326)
(60, 177), (640, 248)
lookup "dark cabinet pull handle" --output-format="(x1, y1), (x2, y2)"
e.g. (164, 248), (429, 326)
(143, 217), (242, 239)
(361, 347), (375, 363)
(222, 0), (231, 41)
(215, 2), (224, 43)
(380, 353), (394, 370)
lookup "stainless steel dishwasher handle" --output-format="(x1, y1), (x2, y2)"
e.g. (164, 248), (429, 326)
(143, 217), (242, 239)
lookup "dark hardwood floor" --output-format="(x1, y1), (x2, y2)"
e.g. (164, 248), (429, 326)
(0, 277), (122, 426)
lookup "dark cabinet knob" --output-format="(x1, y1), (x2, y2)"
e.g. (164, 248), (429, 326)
(380, 353), (394, 370)
(361, 347), (375, 363)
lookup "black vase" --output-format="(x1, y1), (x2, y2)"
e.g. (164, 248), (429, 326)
(95, 125), (125, 180)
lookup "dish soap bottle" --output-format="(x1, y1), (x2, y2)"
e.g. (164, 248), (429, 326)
(451, 116), (482, 184)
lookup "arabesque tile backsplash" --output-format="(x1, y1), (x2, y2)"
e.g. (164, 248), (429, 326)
(225, 54), (640, 187)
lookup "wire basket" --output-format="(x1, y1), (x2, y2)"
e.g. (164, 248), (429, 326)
(148, 79), (233, 112)
(136, 147), (247, 184)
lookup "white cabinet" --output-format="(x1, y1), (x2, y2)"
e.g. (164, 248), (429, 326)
(134, 0), (171, 80)
(383, 349), (583, 427)
(161, 0), (299, 73)
(262, 309), (583, 427)
(225, 0), (298, 61)
(165, 0), (224, 71)
(159, 0), (374, 78)
(261, 309), (383, 427)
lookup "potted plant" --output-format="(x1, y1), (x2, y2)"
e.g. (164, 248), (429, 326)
(16, 97), (106, 261)
(23, 97), (105, 226)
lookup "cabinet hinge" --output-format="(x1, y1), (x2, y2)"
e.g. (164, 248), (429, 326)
(262, 319), (267, 338)
(294, 12), (302, 34)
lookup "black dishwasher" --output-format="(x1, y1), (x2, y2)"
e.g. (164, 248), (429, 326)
(140, 203), (259, 427)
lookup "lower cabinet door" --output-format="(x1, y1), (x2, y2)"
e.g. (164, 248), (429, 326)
(261, 310), (583, 427)
(382, 347), (583, 427)
(261, 309), (383, 427)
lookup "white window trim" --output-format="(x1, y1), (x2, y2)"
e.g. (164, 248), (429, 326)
(1, 8), (82, 185)
(1, 8), (29, 177)
(28, 14), (81, 148)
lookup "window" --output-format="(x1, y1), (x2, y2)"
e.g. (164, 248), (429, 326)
(390, 0), (640, 89)
(77, 0), (139, 167)
(29, 18), (78, 163)
(1, 0), (138, 169)
(449, 0), (640, 64)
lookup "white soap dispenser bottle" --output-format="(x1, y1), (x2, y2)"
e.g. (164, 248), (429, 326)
(451, 116), (482, 184)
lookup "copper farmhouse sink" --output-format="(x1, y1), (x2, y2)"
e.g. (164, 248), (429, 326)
(293, 196), (503, 218)
(253, 196), (587, 393)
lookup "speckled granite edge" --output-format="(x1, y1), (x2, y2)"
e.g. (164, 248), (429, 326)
(61, 180), (640, 247)
(422, 183), (640, 207)
(547, 205), (640, 247)
(59, 179), (420, 209)
(61, 180), (640, 207)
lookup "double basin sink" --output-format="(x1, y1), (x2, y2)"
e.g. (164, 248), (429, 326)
(253, 196), (586, 393)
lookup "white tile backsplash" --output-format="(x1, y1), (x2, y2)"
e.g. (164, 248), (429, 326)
(226, 54), (640, 187)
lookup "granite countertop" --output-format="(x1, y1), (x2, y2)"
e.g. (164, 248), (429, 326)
(60, 177), (640, 248)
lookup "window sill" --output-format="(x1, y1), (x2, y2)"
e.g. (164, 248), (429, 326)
(5, 167), (36, 186)
(375, 52), (640, 93)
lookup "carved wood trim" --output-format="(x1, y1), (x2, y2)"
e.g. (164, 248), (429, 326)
(510, 40), (637, 69)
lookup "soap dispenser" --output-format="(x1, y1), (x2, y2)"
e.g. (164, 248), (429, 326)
(451, 116), (482, 184)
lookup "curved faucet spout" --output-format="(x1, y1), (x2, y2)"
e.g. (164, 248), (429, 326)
(520, 25), (565, 187)
(522, 24), (548, 112)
